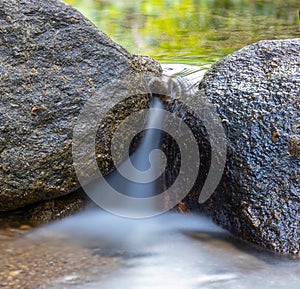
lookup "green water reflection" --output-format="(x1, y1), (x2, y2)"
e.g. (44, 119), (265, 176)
(64, 0), (300, 65)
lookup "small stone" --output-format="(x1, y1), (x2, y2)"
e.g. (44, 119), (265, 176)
(19, 225), (31, 231)
(5, 15), (12, 23)
(4, 228), (15, 233)
(9, 270), (22, 277)
(15, 249), (24, 255)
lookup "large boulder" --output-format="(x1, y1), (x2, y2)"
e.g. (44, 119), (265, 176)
(193, 39), (299, 254)
(0, 0), (161, 211)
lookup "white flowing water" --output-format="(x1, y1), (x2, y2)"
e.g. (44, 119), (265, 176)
(104, 96), (165, 199)
(34, 64), (299, 288)
(33, 209), (299, 289)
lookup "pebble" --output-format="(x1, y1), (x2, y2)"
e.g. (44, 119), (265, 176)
(19, 225), (31, 231)
(9, 270), (22, 277)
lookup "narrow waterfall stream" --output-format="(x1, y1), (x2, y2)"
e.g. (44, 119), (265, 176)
(36, 65), (300, 289)
(104, 96), (165, 199)
(82, 94), (169, 218)
(2, 65), (298, 289)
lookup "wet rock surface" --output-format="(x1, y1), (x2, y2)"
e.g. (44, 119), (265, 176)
(193, 39), (299, 254)
(0, 189), (92, 227)
(0, 0), (298, 257)
(0, 0), (161, 211)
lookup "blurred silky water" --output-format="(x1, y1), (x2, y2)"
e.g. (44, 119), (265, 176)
(29, 209), (299, 289)
(5, 1), (297, 288)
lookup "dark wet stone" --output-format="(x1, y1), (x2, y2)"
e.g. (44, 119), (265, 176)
(192, 39), (299, 255)
(0, 0), (162, 211)
(0, 189), (92, 227)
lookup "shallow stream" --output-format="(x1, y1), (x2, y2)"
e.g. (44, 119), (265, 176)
(60, 1), (300, 287)
(18, 209), (300, 289)
(1, 64), (298, 289)
(1, 1), (299, 288)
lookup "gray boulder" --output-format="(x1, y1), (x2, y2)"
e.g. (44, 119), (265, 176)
(0, 0), (161, 211)
(194, 39), (299, 254)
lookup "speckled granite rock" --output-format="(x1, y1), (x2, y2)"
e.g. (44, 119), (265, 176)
(0, 189), (92, 227)
(194, 39), (299, 254)
(0, 0), (161, 211)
